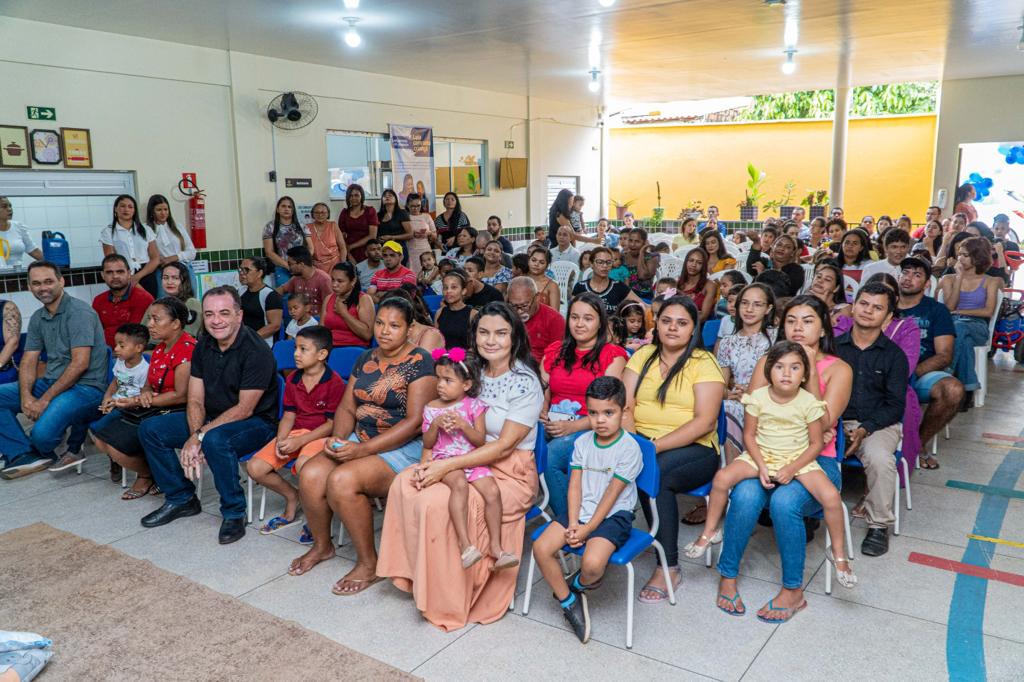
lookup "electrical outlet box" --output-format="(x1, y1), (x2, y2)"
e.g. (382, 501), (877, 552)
(504, 140), (515, 149)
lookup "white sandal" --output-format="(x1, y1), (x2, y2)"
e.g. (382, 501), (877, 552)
(826, 547), (858, 588)
(683, 528), (723, 559)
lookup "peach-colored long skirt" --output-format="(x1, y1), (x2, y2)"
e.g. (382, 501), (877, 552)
(376, 449), (538, 632)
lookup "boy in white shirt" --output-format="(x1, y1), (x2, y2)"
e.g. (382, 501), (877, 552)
(285, 293), (319, 339)
(103, 323), (150, 406)
(532, 376), (643, 643)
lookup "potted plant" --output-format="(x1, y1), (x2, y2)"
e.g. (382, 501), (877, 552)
(737, 163), (766, 221)
(800, 189), (830, 219)
(650, 181), (664, 227)
(764, 181), (797, 218)
(679, 200), (704, 220)
(610, 198), (636, 221)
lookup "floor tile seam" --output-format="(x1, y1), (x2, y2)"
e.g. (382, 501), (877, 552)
(0, 475), (102, 507)
(406, 624), (480, 674)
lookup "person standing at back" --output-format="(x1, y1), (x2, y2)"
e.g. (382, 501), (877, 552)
(101, 194), (161, 297)
(145, 194), (196, 297)
(262, 196), (313, 287)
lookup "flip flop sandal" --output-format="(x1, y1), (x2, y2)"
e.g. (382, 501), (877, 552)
(681, 503), (708, 526)
(920, 457), (940, 470)
(717, 592), (746, 616)
(121, 479), (157, 501)
(490, 551), (520, 572)
(683, 528), (723, 559)
(259, 515), (300, 535)
(826, 547), (858, 589)
(461, 546), (483, 569)
(298, 524), (314, 544)
(331, 575), (382, 596)
(637, 571), (682, 604)
(756, 598), (807, 624)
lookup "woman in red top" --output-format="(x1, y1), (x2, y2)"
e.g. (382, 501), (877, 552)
(539, 292), (628, 517)
(322, 261), (375, 348)
(676, 246), (720, 323)
(338, 184), (379, 263)
(90, 297), (196, 499)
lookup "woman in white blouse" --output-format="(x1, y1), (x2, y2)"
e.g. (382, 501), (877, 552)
(101, 194), (160, 297)
(0, 196), (43, 268)
(145, 194), (196, 297)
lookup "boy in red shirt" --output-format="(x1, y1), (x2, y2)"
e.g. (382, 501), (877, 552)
(247, 325), (345, 533)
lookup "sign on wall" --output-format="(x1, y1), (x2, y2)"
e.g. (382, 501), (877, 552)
(388, 123), (435, 208)
(26, 106), (56, 121)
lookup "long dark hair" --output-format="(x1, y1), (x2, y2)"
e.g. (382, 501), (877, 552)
(111, 194), (147, 238)
(954, 182), (974, 206)
(381, 285), (434, 326)
(554, 293), (610, 373)
(778, 295), (836, 356)
(699, 230), (727, 259)
(634, 295), (702, 405)
(442, 192), (463, 227)
(332, 261), (362, 308)
(145, 194), (186, 250)
(271, 196), (298, 250)
(162, 261), (195, 300)
(549, 188), (573, 224)
(813, 260), (847, 306)
(733, 282), (776, 343)
(839, 228), (871, 266)
(345, 184), (366, 211)
(469, 301), (541, 381)
(677, 246), (709, 293)
(379, 188), (400, 217)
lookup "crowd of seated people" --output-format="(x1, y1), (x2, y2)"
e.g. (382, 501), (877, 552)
(0, 185), (1020, 642)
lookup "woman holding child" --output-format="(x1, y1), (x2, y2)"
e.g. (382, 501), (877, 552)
(715, 295), (852, 622)
(90, 297), (196, 499)
(288, 297), (436, 596)
(377, 301), (544, 630)
(621, 295), (724, 603)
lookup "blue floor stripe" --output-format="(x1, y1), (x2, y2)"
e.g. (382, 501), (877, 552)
(946, 446), (1024, 680)
(946, 480), (1024, 500)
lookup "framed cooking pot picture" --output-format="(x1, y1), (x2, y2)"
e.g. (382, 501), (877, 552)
(60, 127), (93, 168)
(0, 125), (31, 168)
(31, 129), (62, 165)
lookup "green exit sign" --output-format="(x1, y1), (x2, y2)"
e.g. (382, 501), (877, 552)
(27, 106), (56, 121)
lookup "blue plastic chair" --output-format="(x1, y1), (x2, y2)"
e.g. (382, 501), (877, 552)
(328, 346), (363, 380)
(702, 317), (721, 349)
(272, 339), (296, 372)
(278, 294), (291, 341)
(521, 433), (675, 649)
(423, 294), (443, 315)
(836, 417), (911, 535)
(527, 423), (554, 524)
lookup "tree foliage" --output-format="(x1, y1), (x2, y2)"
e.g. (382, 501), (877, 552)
(736, 81), (937, 121)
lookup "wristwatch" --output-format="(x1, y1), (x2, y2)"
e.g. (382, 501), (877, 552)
(195, 430), (205, 443)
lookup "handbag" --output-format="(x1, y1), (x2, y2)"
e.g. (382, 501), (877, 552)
(118, 363), (186, 426)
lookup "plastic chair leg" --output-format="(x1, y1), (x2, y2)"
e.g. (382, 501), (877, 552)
(944, 424), (950, 440)
(259, 487), (267, 522)
(824, 526), (833, 595)
(196, 469), (203, 498)
(625, 561), (635, 649)
(931, 434), (938, 456)
(522, 553), (537, 615)
(974, 346), (987, 407)
(121, 466), (128, 489)
(893, 482), (900, 536)
(653, 541), (677, 607)
(246, 476), (253, 524)
(901, 458), (912, 510)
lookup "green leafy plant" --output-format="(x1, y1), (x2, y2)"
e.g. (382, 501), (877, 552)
(679, 200), (704, 219)
(763, 180), (796, 214)
(651, 207), (665, 225)
(738, 163), (766, 208)
(799, 189), (830, 207)
(610, 198), (636, 210)
(736, 81), (937, 122)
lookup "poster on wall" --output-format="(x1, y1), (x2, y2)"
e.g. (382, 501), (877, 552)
(31, 129), (62, 165)
(388, 123), (435, 211)
(0, 126), (31, 168)
(957, 142), (1024, 239)
(60, 127), (93, 168)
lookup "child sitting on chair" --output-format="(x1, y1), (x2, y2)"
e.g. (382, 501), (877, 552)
(248, 326), (344, 536)
(285, 293), (318, 339)
(532, 376), (643, 643)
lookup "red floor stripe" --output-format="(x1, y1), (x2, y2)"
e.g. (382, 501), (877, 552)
(909, 552), (1024, 587)
(982, 433), (1024, 443)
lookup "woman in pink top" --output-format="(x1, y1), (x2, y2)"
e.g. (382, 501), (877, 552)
(717, 295), (852, 623)
(952, 183), (978, 224)
(405, 193), (436, 276)
(322, 262), (375, 348)
(307, 202), (347, 273)
(538, 292), (628, 517)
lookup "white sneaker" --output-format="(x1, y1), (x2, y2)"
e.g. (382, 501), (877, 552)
(1, 457), (54, 480)
(48, 452), (85, 472)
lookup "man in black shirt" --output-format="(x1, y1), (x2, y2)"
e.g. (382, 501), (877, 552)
(139, 286), (279, 545)
(835, 282), (908, 557)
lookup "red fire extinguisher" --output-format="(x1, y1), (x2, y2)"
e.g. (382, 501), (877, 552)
(178, 173), (207, 248)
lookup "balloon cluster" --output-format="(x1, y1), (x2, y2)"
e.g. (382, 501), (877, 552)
(968, 172), (993, 201)
(1003, 146), (1024, 165)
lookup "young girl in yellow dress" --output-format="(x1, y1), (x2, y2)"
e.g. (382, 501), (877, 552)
(685, 340), (856, 588)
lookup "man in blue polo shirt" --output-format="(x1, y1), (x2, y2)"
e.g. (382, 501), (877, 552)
(897, 256), (965, 470)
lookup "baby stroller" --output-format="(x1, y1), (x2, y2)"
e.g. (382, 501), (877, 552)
(991, 288), (1024, 360)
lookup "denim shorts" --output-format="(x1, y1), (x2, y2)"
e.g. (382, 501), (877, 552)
(914, 370), (953, 403)
(344, 433), (423, 473)
(554, 510), (635, 550)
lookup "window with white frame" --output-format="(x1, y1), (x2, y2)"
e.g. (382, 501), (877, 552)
(435, 138), (488, 198)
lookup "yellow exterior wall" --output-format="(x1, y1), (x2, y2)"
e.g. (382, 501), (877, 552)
(609, 115), (936, 223)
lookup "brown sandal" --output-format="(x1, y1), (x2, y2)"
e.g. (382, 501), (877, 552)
(121, 477), (157, 500)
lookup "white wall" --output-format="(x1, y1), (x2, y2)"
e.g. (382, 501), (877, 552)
(933, 74), (1024, 206)
(0, 17), (602, 253)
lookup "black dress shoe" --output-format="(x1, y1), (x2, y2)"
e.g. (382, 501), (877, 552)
(861, 527), (889, 556)
(140, 497), (202, 528)
(218, 517), (246, 545)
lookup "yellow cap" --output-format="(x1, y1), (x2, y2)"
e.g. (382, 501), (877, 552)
(382, 240), (402, 253)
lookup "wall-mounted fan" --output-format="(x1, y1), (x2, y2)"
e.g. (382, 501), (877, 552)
(266, 91), (319, 130)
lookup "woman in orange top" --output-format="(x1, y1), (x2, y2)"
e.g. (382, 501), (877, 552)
(307, 202), (347, 273)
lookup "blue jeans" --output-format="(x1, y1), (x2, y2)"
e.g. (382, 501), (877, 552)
(545, 433), (577, 518)
(274, 266), (291, 287)
(951, 315), (990, 391)
(717, 455), (841, 589)
(138, 411), (277, 519)
(0, 379), (103, 464)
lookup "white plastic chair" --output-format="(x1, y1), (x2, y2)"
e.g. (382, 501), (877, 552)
(550, 261), (579, 315)
(648, 233), (674, 248)
(800, 263), (815, 294)
(513, 242), (533, 255)
(972, 288), (1002, 407)
(657, 256), (683, 282)
(672, 245), (697, 260)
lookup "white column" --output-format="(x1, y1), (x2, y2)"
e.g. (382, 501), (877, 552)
(829, 43), (852, 211)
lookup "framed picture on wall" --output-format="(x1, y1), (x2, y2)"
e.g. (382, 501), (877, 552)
(0, 125), (31, 168)
(31, 129), (62, 165)
(60, 127), (93, 168)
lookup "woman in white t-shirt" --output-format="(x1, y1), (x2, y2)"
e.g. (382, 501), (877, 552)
(145, 194), (196, 297)
(0, 196), (43, 267)
(100, 194), (160, 297)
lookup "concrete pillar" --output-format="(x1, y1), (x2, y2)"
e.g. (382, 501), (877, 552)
(829, 86), (850, 210)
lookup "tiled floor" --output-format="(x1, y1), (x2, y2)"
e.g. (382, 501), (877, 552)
(2, 357), (1023, 681)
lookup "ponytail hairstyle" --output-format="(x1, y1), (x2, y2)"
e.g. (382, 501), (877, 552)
(430, 346), (481, 397)
(111, 194), (147, 239)
(331, 261), (362, 308)
(633, 295), (702, 405)
(145, 194), (186, 250)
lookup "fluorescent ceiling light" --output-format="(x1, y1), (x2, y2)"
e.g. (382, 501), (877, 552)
(781, 49), (796, 74)
(588, 68), (601, 92)
(342, 17), (362, 47)
(598, 0), (616, 7)
(343, 0), (359, 8)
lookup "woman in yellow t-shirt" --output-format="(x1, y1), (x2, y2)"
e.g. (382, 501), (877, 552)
(622, 295), (724, 604)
